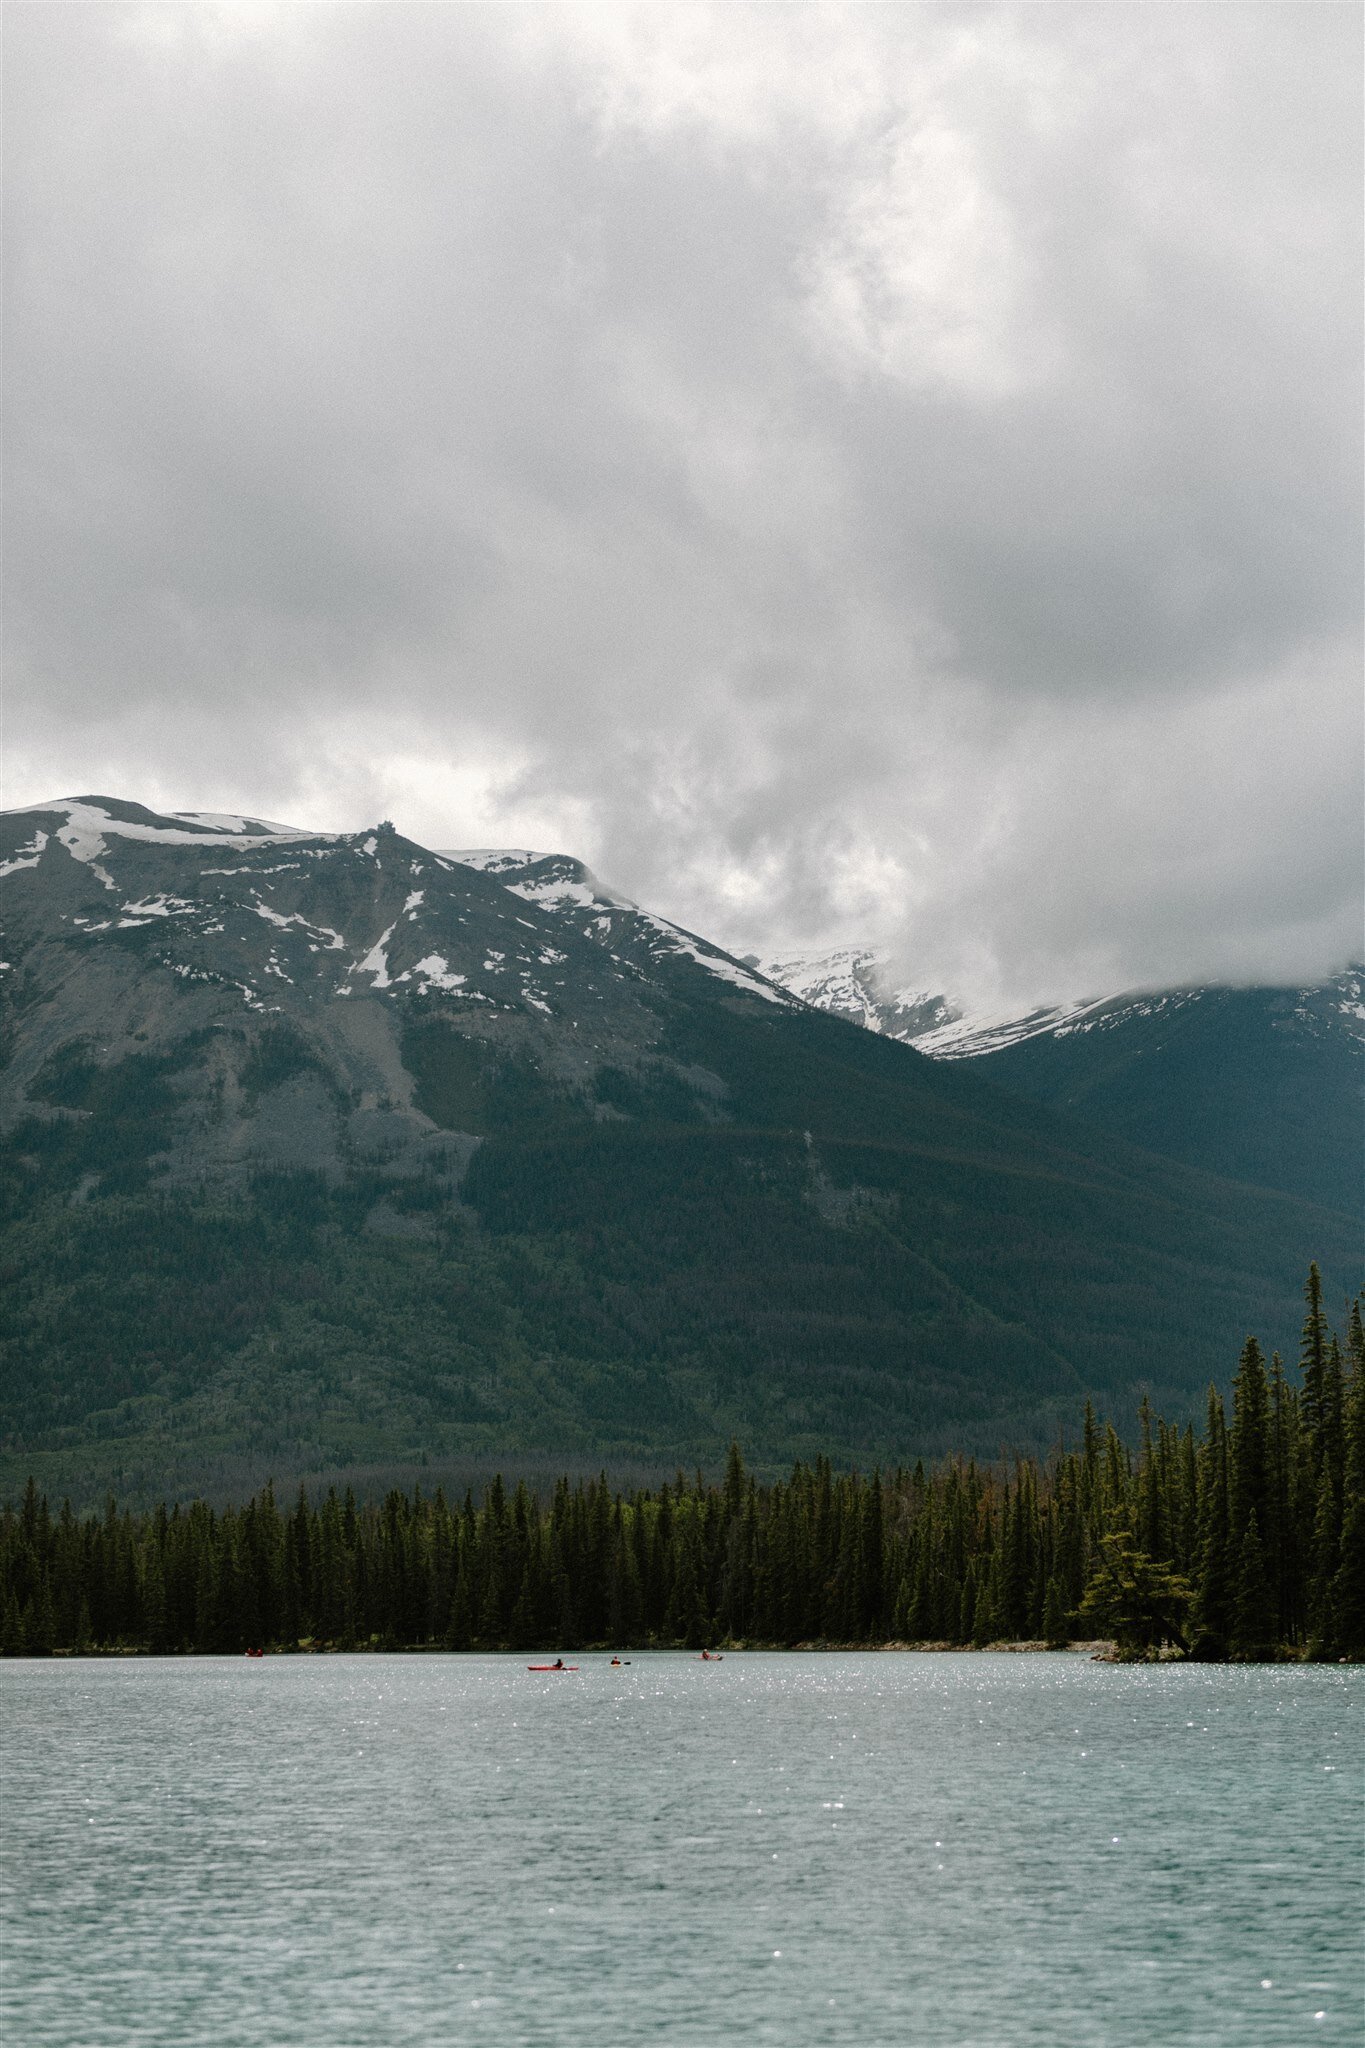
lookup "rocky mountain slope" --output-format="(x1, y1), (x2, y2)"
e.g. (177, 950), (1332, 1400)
(1, 797), (1355, 1504)
(1, 798), (793, 1195)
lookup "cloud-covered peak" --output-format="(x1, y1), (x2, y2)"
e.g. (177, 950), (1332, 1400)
(4, 6), (1360, 1010)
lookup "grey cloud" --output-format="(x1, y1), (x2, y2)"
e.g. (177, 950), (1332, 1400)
(4, 3), (1360, 1005)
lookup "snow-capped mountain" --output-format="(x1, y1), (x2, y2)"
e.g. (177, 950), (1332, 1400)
(0, 797), (795, 1194)
(759, 947), (1365, 1061)
(759, 946), (1363, 1211)
(753, 948), (959, 1042)
(0, 797), (792, 1023)
(1, 795), (1354, 1502)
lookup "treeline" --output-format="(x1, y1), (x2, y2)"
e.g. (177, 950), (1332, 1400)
(3, 1268), (1361, 1661)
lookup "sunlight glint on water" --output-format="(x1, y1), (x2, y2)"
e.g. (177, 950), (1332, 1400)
(3, 1654), (1360, 2047)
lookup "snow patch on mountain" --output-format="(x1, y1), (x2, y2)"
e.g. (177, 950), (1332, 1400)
(910, 999), (1105, 1058)
(757, 947), (883, 1027)
(761, 950), (1365, 1059)
(757, 947), (961, 1041)
(399, 955), (468, 994)
(643, 917), (794, 1005)
(170, 810), (305, 836)
(0, 798), (328, 894)
(353, 924), (398, 990)
(23, 798), (315, 861)
(445, 848), (792, 1006)
(507, 875), (601, 911)
(442, 848), (557, 876)
(120, 895), (198, 920)
(0, 829), (48, 879)
(253, 902), (347, 950)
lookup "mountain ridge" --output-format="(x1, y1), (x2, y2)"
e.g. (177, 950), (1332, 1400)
(757, 941), (1364, 1059)
(757, 944), (1362, 1212)
(1, 796), (1356, 1505)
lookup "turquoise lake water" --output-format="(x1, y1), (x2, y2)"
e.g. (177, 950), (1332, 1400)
(2, 1652), (1360, 2047)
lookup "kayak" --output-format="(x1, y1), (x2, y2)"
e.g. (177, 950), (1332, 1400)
(527, 1664), (579, 1672)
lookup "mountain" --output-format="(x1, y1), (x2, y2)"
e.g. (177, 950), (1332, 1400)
(1, 797), (1355, 1505)
(760, 951), (1363, 1213)
(751, 948), (959, 1042)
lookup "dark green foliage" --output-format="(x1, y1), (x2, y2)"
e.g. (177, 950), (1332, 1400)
(1228, 1515), (1276, 1661)
(402, 1023), (497, 1133)
(239, 1024), (323, 1102)
(1331, 1328), (1365, 1655)
(1078, 1531), (1191, 1655)
(18, 1039), (201, 1192)
(402, 1022), (583, 1136)
(28, 1042), (105, 1111)
(5, 1278), (1358, 1661)
(966, 984), (1362, 1213)
(592, 1063), (708, 1124)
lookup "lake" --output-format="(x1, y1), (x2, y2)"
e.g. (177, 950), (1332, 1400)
(2, 1652), (1359, 2046)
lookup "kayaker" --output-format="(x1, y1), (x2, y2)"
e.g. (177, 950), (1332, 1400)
(552, 1656), (564, 1669)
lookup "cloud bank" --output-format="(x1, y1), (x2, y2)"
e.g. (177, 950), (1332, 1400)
(5, 3), (1360, 1003)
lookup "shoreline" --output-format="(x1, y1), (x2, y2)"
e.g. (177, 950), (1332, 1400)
(34, 1637), (1124, 1660)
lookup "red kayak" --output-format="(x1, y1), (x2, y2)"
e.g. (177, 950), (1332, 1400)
(527, 1664), (579, 1672)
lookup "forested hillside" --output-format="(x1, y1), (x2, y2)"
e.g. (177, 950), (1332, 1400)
(963, 979), (1364, 1214)
(4, 1271), (1360, 1663)
(759, 953), (1363, 1214)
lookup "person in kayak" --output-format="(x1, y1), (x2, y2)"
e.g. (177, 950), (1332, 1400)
(552, 1657), (564, 1669)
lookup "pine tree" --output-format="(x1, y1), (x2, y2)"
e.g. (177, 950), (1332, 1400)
(1041, 1575), (1069, 1649)
(1299, 1262), (1332, 1464)
(1229, 1338), (1271, 1539)
(141, 1538), (170, 1653)
(1228, 1514), (1276, 1661)
(1330, 1336), (1365, 1656)
(971, 1557), (996, 1648)
(1188, 1389), (1233, 1659)
(954, 1570), (975, 1646)
(1267, 1351), (1299, 1644)
(193, 1536), (218, 1654)
(1306, 1466), (1340, 1654)
(1079, 1529), (1191, 1655)
(445, 1553), (475, 1650)
(1, 1592), (25, 1656)
(27, 1572), (56, 1656)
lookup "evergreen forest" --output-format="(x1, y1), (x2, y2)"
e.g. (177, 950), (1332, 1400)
(3, 1269), (1361, 1663)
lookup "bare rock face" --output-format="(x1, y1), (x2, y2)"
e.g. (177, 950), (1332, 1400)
(0, 797), (796, 1191)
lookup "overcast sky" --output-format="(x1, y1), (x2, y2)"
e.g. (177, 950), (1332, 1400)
(5, 3), (1361, 1004)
